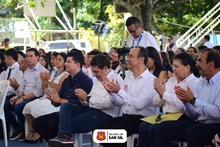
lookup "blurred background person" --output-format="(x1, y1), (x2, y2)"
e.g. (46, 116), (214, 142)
(39, 55), (50, 70)
(203, 35), (214, 48)
(146, 47), (167, 83)
(165, 35), (177, 52)
(38, 48), (46, 56)
(175, 48), (185, 55)
(17, 51), (26, 65)
(161, 51), (173, 73)
(0, 52), (7, 73)
(2, 38), (12, 50)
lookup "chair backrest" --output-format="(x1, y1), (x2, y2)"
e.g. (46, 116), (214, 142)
(0, 80), (10, 115)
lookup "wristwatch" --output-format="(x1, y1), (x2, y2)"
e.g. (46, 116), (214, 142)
(189, 97), (196, 105)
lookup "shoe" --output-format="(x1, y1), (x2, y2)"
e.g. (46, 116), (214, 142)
(18, 131), (25, 141)
(23, 130), (35, 142)
(9, 128), (23, 140)
(48, 133), (74, 147)
(28, 136), (43, 143)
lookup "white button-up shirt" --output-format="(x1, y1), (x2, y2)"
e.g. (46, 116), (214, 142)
(153, 74), (200, 113)
(89, 70), (124, 117)
(117, 68), (157, 117)
(1, 62), (23, 96)
(20, 62), (48, 97)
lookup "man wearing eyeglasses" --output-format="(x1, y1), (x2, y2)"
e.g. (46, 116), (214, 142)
(126, 16), (160, 51)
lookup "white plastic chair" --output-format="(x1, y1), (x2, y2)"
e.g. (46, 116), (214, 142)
(74, 131), (100, 147)
(127, 134), (138, 147)
(0, 80), (10, 147)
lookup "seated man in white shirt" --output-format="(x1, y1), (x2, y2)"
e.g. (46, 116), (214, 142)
(48, 54), (124, 147)
(96, 46), (157, 147)
(4, 48), (48, 140)
(1, 48), (23, 99)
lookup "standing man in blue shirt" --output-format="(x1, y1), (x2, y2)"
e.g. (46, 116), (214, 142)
(152, 49), (220, 147)
(32, 50), (93, 142)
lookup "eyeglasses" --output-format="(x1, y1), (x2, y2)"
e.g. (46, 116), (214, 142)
(127, 25), (139, 34)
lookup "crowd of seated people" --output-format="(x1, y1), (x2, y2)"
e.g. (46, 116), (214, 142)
(0, 35), (220, 147)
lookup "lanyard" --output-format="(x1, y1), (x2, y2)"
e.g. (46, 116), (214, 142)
(52, 70), (64, 81)
(132, 31), (144, 47)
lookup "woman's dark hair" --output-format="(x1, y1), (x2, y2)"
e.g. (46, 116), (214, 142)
(168, 51), (175, 64)
(40, 54), (49, 69)
(39, 48), (46, 54)
(57, 52), (67, 70)
(146, 46), (164, 70)
(177, 48), (185, 53)
(187, 47), (197, 53)
(174, 53), (199, 77)
(0, 52), (7, 73)
(50, 51), (58, 58)
(161, 52), (171, 65)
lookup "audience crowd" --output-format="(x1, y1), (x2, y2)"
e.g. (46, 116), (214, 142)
(0, 16), (220, 147)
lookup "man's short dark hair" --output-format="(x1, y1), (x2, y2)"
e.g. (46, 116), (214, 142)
(4, 38), (10, 42)
(4, 48), (18, 61)
(126, 16), (141, 27)
(17, 50), (25, 58)
(88, 50), (102, 56)
(90, 54), (110, 69)
(135, 46), (148, 64)
(201, 48), (220, 68)
(204, 35), (210, 41)
(168, 35), (173, 39)
(67, 51), (84, 69)
(26, 48), (40, 57)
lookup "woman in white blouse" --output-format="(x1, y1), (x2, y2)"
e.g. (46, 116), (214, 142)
(138, 53), (200, 147)
(22, 52), (69, 143)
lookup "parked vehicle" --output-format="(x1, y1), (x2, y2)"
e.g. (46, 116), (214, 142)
(13, 44), (32, 53)
(40, 40), (92, 53)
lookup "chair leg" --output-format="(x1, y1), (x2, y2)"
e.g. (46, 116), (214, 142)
(2, 115), (8, 147)
(74, 134), (83, 147)
(25, 118), (29, 137)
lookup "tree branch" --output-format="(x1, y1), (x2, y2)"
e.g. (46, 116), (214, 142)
(153, 0), (190, 12)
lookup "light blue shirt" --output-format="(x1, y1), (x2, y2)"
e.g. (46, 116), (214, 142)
(185, 71), (220, 124)
(20, 62), (48, 97)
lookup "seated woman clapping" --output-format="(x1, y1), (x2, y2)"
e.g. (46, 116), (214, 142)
(138, 53), (200, 147)
(22, 52), (68, 143)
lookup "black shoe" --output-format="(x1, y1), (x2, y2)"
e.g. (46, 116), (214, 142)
(18, 131), (25, 141)
(48, 133), (74, 147)
(28, 136), (43, 144)
(9, 128), (23, 140)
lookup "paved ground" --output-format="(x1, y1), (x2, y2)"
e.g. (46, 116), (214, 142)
(0, 135), (93, 147)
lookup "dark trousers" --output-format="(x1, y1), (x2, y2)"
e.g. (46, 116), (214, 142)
(97, 114), (143, 147)
(32, 112), (59, 142)
(59, 103), (112, 135)
(150, 114), (220, 147)
(4, 96), (36, 131)
(187, 122), (220, 147)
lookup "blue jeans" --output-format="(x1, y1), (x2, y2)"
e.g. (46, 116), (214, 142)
(138, 122), (157, 147)
(59, 103), (112, 136)
(4, 97), (36, 130)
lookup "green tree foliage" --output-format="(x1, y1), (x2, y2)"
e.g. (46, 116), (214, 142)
(1, 0), (219, 50)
